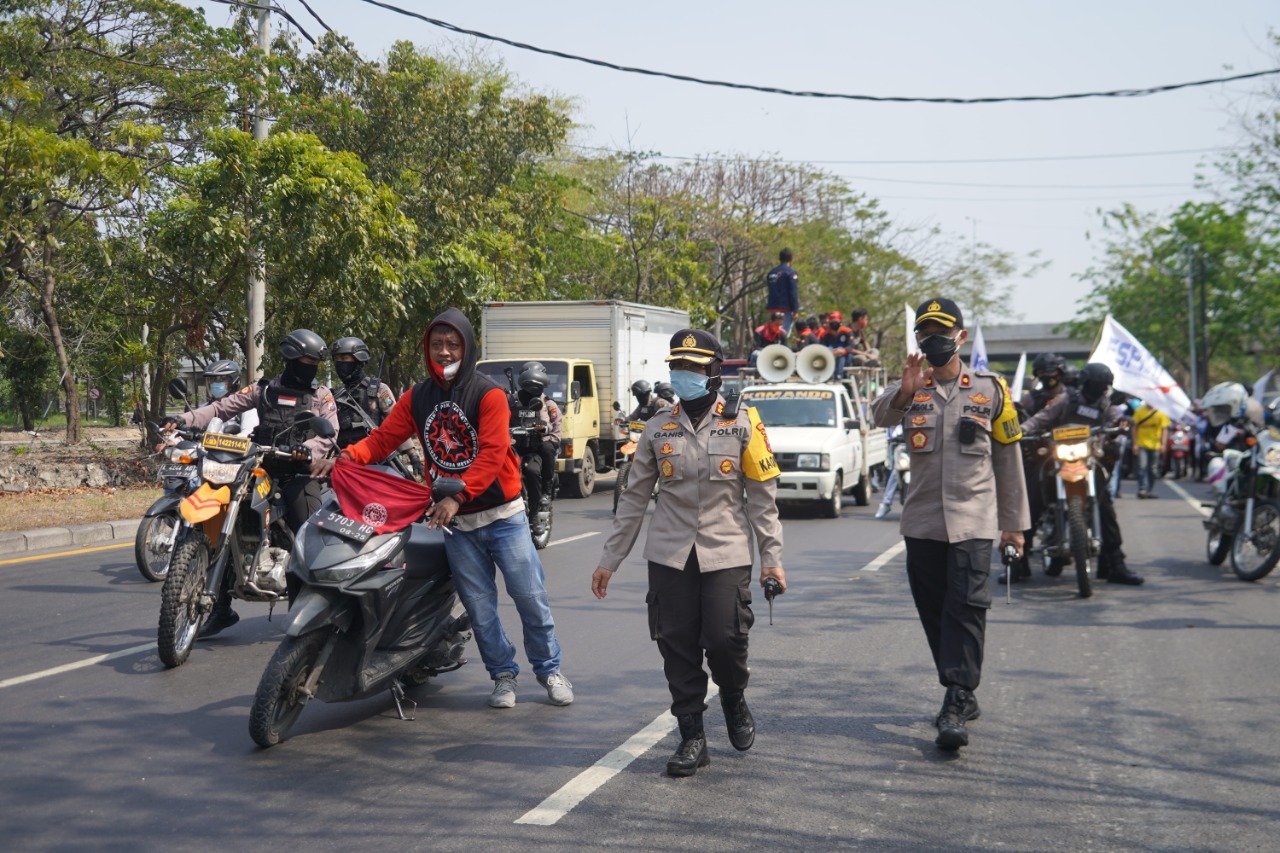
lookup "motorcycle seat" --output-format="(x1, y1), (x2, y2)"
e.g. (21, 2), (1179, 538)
(403, 524), (451, 579)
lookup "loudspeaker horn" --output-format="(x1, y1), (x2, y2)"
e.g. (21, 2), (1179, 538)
(757, 344), (796, 383)
(796, 344), (836, 383)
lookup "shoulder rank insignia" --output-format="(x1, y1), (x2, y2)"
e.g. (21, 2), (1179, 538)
(714, 401), (725, 415)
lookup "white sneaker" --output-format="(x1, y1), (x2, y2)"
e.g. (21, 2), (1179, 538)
(489, 672), (517, 708)
(538, 672), (574, 706)
(874, 504), (890, 519)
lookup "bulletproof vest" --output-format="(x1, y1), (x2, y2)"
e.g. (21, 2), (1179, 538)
(1064, 388), (1106, 426)
(633, 401), (661, 421)
(251, 379), (315, 448)
(1026, 387), (1060, 417)
(335, 378), (378, 448)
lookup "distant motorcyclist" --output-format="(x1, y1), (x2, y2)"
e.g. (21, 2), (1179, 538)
(203, 359), (241, 403)
(627, 379), (671, 423)
(1020, 353), (1067, 417)
(654, 380), (678, 406)
(330, 336), (422, 476)
(1202, 381), (1265, 453)
(1015, 362), (1144, 586)
(163, 329), (339, 636)
(516, 361), (562, 517)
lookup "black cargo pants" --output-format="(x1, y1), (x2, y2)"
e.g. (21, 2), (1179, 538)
(647, 548), (753, 717)
(904, 537), (993, 691)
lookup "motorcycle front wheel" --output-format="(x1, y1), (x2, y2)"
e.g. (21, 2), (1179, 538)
(1067, 495), (1093, 598)
(1206, 524), (1232, 567)
(612, 460), (631, 515)
(135, 511), (180, 582)
(249, 629), (331, 747)
(1230, 498), (1280, 581)
(157, 530), (211, 668)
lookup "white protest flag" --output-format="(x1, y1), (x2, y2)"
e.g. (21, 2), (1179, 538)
(904, 303), (920, 355)
(1088, 315), (1192, 421)
(1253, 368), (1275, 402)
(970, 323), (989, 371)
(1010, 352), (1027, 403)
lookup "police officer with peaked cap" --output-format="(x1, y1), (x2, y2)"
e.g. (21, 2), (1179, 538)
(871, 298), (1030, 751)
(592, 328), (785, 777)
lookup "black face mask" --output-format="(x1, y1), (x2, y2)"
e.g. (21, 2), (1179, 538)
(918, 333), (959, 368)
(828, 322), (841, 331)
(1082, 381), (1109, 402)
(281, 360), (318, 390)
(334, 361), (363, 384)
(1039, 375), (1060, 389)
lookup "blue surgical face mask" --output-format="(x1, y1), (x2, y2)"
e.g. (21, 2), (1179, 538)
(210, 382), (228, 399)
(669, 370), (710, 401)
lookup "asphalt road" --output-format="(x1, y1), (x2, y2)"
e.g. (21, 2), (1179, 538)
(2, 476), (1277, 852)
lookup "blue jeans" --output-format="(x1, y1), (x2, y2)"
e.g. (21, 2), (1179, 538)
(1137, 447), (1160, 494)
(444, 510), (562, 679)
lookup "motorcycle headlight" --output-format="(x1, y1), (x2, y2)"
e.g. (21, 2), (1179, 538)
(1055, 442), (1090, 462)
(201, 459), (245, 484)
(1265, 446), (1280, 468)
(796, 453), (829, 470)
(312, 535), (402, 583)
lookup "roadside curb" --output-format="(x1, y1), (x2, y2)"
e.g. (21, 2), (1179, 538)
(0, 519), (140, 556)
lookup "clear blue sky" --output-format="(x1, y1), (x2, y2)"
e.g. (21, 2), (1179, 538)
(193, 1), (1277, 324)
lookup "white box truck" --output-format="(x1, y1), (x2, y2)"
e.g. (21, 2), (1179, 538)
(478, 300), (690, 498)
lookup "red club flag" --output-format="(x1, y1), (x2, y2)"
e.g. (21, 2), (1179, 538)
(330, 459), (435, 534)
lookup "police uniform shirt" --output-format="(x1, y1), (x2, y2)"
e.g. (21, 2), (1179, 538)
(871, 366), (1029, 542)
(599, 394), (783, 573)
(178, 379), (338, 464)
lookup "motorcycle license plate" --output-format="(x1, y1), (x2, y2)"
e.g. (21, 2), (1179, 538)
(158, 463), (197, 479)
(315, 509), (376, 543)
(518, 409), (537, 419)
(1052, 424), (1091, 442)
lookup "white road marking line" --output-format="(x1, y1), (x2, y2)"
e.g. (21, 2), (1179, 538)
(549, 532), (599, 547)
(0, 642), (155, 690)
(861, 540), (906, 572)
(515, 686), (721, 826)
(1165, 479), (1213, 518)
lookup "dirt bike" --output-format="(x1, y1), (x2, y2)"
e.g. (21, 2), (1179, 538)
(136, 427), (202, 583)
(249, 473), (471, 747)
(1203, 423), (1280, 581)
(1024, 423), (1118, 598)
(156, 412), (333, 667)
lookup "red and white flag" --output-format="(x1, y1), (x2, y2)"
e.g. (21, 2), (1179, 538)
(330, 459), (435, 534)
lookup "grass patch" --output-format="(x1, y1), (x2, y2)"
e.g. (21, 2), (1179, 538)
(0, 487), (162, 532)
(9, 446), (28, 456)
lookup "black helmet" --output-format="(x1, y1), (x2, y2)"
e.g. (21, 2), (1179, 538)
(631, 379), (652, 398)
(203, 359), (241, 381)
(1061, 363), (1080, 387)
(1079, 362), (1114, 400)
(1033, 352), (1065, 376)
(330, 336), (371, 363)
(654, 380), (676, 402)
(519, 362), (550, 394)
(280, 329), (328, 362)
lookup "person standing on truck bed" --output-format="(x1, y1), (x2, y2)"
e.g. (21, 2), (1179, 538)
(592, 329), (786, 778)
(766, 248), (800, 336)
(870, 298), (1029, 752)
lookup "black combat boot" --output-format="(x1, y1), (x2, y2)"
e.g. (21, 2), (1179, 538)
(197, 603), (239, 639)
(935, 686), (978, 750)
(667, 712), (710, 777)
(721, 691), (755, 751)
(1106, 561), (1145, 585)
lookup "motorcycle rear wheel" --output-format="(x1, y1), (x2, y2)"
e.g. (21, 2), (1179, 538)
(157, 530), (211, 668)
(612, 460), (631, 515)
(1067, 496), (1093, 598)
(249, 629), (331, 747)
(135, 511), (179, 582)
(1230, 498), (1280, 581)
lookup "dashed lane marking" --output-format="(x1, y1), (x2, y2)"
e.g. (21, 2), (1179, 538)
(861, 540), (907, 571)
(548, 532), (599, 546)
(0, 642), (155, 690)
(1165, 479), (1213, 518)
(515, 687), (720, 826)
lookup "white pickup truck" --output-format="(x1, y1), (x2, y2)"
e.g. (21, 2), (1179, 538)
(740, 376), (888, 517)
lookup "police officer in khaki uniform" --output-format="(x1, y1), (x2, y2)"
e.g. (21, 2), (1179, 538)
(592, 329), (785, 777)
(871, 298), (1030, 751)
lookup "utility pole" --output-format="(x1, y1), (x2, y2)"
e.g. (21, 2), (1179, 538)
(246, 1), (271, 380)
(1184, 244), (1198, 399)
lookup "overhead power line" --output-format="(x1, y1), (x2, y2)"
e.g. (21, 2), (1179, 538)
(565, 143), (1226, 166)
(353, 0), (1280, 104)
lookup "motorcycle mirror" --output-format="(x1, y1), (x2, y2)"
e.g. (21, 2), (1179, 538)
(167, 378), (188, 399)
(309, 416), (336, 438)
(432, 476), (466, 502)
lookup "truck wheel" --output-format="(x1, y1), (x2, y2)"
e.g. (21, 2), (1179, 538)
(821, 473), (843, 518)
(560, 445), (595, 498)
(851, 473), (869, 506)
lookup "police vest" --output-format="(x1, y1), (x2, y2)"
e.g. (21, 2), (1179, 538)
(1026, 387), (1061, 417)
(335, 379), (379, 448)
(251, 379), (314, 449)
(1063, 389), (1107, 426)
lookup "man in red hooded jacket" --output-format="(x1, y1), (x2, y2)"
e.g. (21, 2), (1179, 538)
(314, 308), (573, 709)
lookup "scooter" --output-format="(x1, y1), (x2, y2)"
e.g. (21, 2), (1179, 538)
(1163, 422), (1193, 480)
(249, 472), (472, 747)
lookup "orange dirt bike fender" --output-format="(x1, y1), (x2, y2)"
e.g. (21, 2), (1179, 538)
(180, 483), (232, 524)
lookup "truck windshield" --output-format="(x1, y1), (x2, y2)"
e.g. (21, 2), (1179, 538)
(475, 361), (571, 404)
(742, 390), (838, 427)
